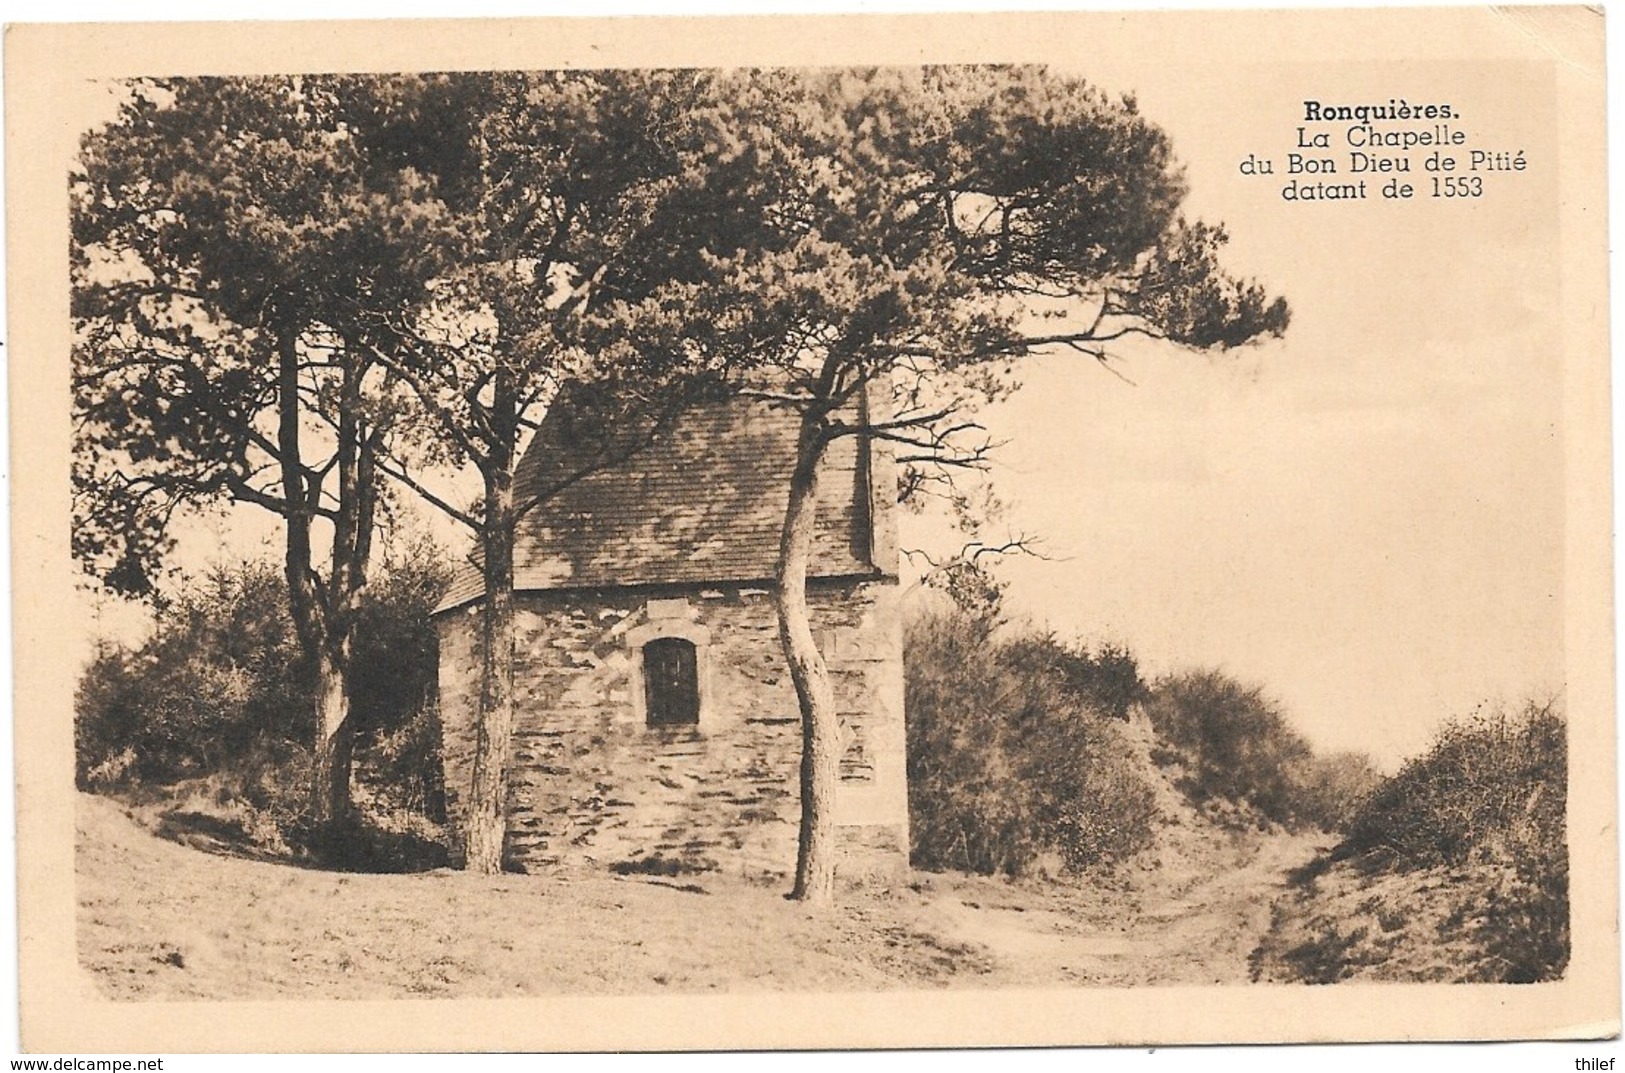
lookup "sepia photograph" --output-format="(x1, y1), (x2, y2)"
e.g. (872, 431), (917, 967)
(4, 4), (1616, 1054)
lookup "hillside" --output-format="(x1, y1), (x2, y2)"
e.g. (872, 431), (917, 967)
(1249, 854), (1559, 984)
(77, 763), (1327, 998)
(80, 673), (1563, 996)
(1250, 703), (1568, 984)
(81, 640), (1556, 997)
(77, 792), (988, 998)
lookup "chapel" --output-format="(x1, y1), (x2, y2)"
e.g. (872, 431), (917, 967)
(433, 392), (908, 878)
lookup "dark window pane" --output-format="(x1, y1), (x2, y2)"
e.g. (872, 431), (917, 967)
(644, 637), (699, 726)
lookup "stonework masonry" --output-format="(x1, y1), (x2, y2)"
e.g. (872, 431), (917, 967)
(436, 578), (907, 881)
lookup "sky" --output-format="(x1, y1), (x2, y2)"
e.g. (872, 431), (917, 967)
(915, 53), (1570, 766)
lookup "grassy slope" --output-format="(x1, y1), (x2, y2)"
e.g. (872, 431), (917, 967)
(1251, 858), (1500, 983)
(78, 780), (1332, 998)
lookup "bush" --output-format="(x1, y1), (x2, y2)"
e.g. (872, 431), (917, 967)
(76, 560), (313, 790)
(1339, 702), (1565, 873)
(1476, 858), (1569, 983)
(998, 634), (1150, 722)
(76, 649), (144, 790)
(905, 608), (1158, 875)
(1255, 701), (1568, 984)
(76, 548), (453, 863)
(1063, 642), (1149, 721)
(349, 537), (454, 739)
(1055, 754), (1161, 870)
(1292, 751), (1386, 832)
(1348, 700), (1569, 983)
(152, 737), (315, 857)
(1143, 669), (1370, 830)
(295, 807), (451, 873)
(347, 538), (454, 824)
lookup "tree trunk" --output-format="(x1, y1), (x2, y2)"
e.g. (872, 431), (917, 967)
(309, 644), (353, 828)
(306, 358), (373, 833)
(465, 456), (517, 874)
(779, 425), (840, 904)
(272, 324), (354, 829)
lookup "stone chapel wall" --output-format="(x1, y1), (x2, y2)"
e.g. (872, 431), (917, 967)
(436, 579), (906, 879)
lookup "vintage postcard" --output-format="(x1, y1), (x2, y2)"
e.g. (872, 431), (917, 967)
(4, 5), (1615, 1054)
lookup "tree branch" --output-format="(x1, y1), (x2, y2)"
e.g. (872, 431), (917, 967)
(374, 455), (481, 531)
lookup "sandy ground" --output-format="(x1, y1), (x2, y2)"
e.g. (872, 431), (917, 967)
(76, 792), (1327, 999)
(76, 794), (992, 999)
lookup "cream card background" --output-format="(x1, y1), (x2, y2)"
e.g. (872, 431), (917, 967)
(3, 4), (1615, 1058)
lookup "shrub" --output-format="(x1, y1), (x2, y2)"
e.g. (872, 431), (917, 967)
(1144, 669), (1365, 830)
(1255, 701), (1568, 984)
(355, 701), (448, 824)
(145, 736), (314, 858)
(76, 560), (312, 790)
(1064, 643), (1149, 721)
(296, 807), (451, 873)
(1339, 701), (1566, 874)
(1056, 753), (1161, 870)
(76, 548), (453, 863)
(998, 634), (1150, 722)
(348, 536), (455, 743)
(76, 649), (144, 790)
(1476, 859), (1570, 983)
(1292, 751), (1386, 832)
(347, 538), (455, 824)
(1343, 700), (1568, 983)
(905, 608), (1158, 876)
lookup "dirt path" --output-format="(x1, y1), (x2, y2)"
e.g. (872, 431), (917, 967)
(929, 830), (1328, 986)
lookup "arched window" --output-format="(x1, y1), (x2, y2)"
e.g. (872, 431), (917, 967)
(642, 637), (699, 727)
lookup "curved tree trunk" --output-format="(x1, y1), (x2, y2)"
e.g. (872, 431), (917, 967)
(465, 453), (517, 874)
(779, 424), (840, 904)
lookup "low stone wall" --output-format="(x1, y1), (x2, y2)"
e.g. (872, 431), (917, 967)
(436, 578), (907, 882)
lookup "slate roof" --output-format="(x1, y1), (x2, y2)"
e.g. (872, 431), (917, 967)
(434, 395), (891, 612)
